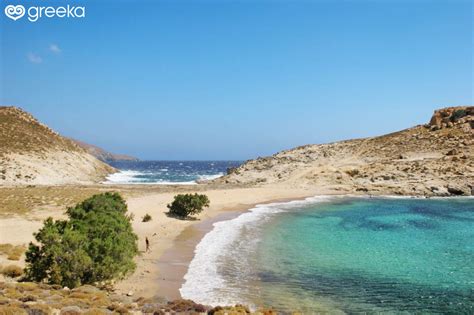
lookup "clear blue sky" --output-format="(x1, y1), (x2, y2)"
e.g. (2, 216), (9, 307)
(1, 0), (472, 160)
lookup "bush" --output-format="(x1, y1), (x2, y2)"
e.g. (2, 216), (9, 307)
(24, 192), (138, 288)
(167, 193), (210, 218)
(142, 214), (152, 222)
(452, 109), (466, 121)
(1, 265), (24, 278)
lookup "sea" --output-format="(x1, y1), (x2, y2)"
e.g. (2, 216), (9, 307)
(104, 160), (241, 184)
(180, 196), (474, 313)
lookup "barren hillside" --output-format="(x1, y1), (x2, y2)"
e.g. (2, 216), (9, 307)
(217, 106), (474, 196)
(0, 106), (115, 185)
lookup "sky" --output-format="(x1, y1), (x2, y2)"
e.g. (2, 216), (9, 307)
(0, 0), (472, 160)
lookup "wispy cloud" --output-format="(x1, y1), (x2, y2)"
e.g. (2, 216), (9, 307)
(27, 52), (42, 64)
(49, 44), (61, 54)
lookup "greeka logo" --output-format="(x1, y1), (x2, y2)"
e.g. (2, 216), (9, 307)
(4, 4), (25, 20)
(4, 3), (85, 22)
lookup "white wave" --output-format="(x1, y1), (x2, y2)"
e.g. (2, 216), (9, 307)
(104, 170), (197, 185)
(104, 170), (225, 185)
(152, 180), (197, 185)
(104, 169), (226, 185)
(104, 170), (148, 184)
(179, 195), (335, 306)
(197, 173), (224, 181)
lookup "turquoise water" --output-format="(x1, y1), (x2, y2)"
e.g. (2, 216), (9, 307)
(255, 198), (474, 313)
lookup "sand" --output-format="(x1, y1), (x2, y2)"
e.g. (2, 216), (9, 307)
(113, 186), (326, 299)
(0, 185), (327, 297)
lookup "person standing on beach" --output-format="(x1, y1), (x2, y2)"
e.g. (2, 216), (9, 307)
(145, 237), (150, 252)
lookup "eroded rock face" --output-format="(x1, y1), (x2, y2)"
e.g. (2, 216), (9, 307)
(429, 106), (474, 130)
(447, 184), (471, 196)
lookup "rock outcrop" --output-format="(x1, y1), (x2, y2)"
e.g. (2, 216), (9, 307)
(0, 106), (115, 185)
(428, 106), (474, 131)
(216, 106), (473, 197)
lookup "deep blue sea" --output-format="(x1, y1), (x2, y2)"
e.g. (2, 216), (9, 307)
(105, 160), (241, 184)
(181, 196), (474, 314)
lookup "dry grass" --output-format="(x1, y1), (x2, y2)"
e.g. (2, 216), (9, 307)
(0, 186), (109, 217)
(0, 244), (26, 261)
(0, 106), (78, 156)
(83, 309), (109, 315)
(0, 265), (24, 278)
(0, 306), (28, 315)
(0, 184), (219, 217)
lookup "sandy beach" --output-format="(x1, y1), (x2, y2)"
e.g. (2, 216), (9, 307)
(113, 186), (326, 299)
(0, 184), (327, 297)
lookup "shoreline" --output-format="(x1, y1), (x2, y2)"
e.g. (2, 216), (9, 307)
(112, 186), (326, 299)
(149, 193), (474, 303)
(155, 195), (316, 300)
(2, 182), (471, 303)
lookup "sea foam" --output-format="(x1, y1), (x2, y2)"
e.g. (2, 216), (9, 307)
(104, 170), (224, 185)
(104, 170), (148, 184)
(104, 170), (198, 185)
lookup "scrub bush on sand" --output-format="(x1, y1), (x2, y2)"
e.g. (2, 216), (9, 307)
(167, 193), (210, 218)
(24, 192), (138, 288)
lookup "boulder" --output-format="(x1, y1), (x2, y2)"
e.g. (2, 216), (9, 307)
(446, 149), (458, 156)
(447, 184), (469, 196)
(60, 306), (82, 315)
(429, 112), (443, 129)
(166, 299), (209, 313)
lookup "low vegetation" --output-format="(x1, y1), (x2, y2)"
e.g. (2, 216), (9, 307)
(0, 282), (278, 314)
(142, 213), (152, 222)
(1, 264), (24, 278)
(0, 244), (26, 261)
(0, 186), (105, 217)
(24, 192), (138, 288)
(167, 193), (210, 218)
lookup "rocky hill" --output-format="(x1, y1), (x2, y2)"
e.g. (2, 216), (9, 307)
(218, 106), (473, 196)
(72, 139), (139, 163)
(0, 106), (115, 186)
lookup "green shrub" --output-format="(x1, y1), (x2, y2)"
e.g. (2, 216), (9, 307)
(1, 265), (24, 278)
(167, 193), (210, 218)
(24, 192), (138, 288)
(451, 109), (466, 121)
(142, 214), (152, 222)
